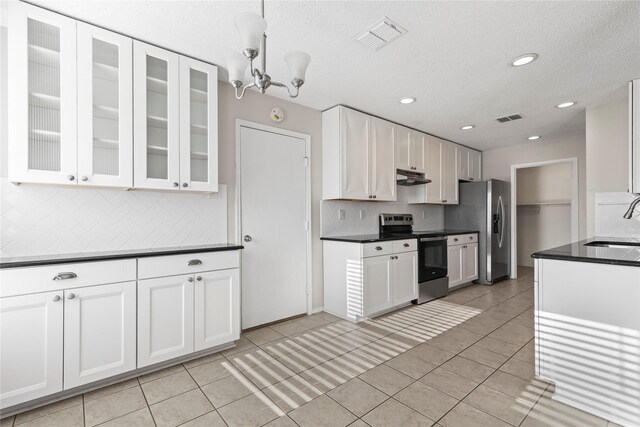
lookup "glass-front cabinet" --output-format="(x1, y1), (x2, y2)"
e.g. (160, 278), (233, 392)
(8, 2), (77, 184)
(77, 23), (133, 187)
(133, 41), (180, 190)
(134, 42), (218, 193)
(179, 57), (218, 193)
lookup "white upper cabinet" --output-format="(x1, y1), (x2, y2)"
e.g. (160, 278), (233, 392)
(457, 146), (481, 182)
(8, 2), (77, 185)
(134, 41), (181, 190)
(322, 106), (397, 201)
(425, 136), (443, 203)
(441, 141), (458, 204)
(395, 126), (425, 173)
(179, 57), (219, 193)
(630, 79), (640, 194)
(371, 117), (396, 201)
(77, 23), (133, 188)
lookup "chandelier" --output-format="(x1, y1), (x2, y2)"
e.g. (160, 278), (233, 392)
(226, 0), (311, 99)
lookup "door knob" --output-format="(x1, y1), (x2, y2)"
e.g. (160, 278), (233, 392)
(244, 235), (252, 242)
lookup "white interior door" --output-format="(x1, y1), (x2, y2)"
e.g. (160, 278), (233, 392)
(240, 125), (308, 329)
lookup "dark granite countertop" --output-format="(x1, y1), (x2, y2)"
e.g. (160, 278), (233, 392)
(531, 236), (640, 267)
(0, 243), (244, 269)
(321, 229), (478, 243)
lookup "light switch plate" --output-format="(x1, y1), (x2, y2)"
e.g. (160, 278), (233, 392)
(422, 210), (427, 219)
(338, 209), (346, 220)
(360, 209), (366, 219)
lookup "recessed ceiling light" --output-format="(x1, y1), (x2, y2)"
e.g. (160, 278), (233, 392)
(556, 101), (576, 108)
(400, 97), (416, 104)
(511, 53), (538, 67)
(461, 125), (475, 130)
(528, 135), (541, 141)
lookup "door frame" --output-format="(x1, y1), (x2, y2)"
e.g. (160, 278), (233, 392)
(235, 120), (313, 320)
(509, 157), (579, 279)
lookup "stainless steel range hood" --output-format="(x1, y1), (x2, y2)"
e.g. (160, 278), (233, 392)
(397, 169), (431, 186)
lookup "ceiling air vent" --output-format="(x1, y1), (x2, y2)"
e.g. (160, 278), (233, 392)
(355, 17), (407, 51)
(496, 114), (523, 123)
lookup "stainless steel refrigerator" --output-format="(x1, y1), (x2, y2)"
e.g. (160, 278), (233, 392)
(445, 180), (510, 285)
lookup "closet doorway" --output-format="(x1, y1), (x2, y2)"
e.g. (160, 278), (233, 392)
(510, 158), (579, 278)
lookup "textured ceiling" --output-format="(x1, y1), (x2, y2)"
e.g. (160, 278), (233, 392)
(26, 0), (640, 151)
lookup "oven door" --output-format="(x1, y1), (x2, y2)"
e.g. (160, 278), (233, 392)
(418, 237), (448, 283)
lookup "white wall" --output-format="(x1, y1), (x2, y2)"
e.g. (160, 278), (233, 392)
(321, 201), (444, 237)
(586, 100), (629, 236)
(516, 164), (572, 267)
(482, 133), (587, 240)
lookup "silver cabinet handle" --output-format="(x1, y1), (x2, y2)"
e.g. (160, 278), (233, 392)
(52, 295), (61, 302)
(469, 236), (474, 240)
(187, 259), (202, 266)
(403, 243), (409, 247)
(81, 176), (88, 182)
(67, 175), (75, 181)
(373, 195), (377, 199)
(470, 178), (474, 181)
(53, 272), (77, 281)
(67, 293), (75, 300)
(244, 235), (252, 242)
(182, 183), (188, 188)
(173, 182), (179, 187)
(187, 276), (194, 282)
(196, 276), (202, 281)
(453, 238), (458, 242)
(368, 195), (372, 199)
(375, 246), (383, 251)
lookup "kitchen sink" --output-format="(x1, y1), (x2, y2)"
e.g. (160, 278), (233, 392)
(585, 241), (640, 249)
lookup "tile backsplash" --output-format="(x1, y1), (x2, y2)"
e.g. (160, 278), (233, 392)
(595, 192), (640, 238)
(321, 200), (444, 236)
(0, 179), (228, 258)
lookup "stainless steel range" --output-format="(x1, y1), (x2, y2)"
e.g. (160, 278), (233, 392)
(379, 214), (449, 304)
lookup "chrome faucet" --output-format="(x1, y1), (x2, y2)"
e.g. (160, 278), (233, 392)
(623, 196), (640, 219)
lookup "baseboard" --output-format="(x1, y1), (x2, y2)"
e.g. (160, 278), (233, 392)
(310, 306), (324, 314)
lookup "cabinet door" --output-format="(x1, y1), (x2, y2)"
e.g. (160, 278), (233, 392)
(395, 125), (411, 172)
(194, 269), (240, 351)
(441, 142), (458, 204)
(469, 150), (481, 182)
(457, 146), (470, 181)
(0, 291), (63, 408)
(410, 130), (426, 173)
(371, 117), (396, 201)
(363, 255), (393, 316)
(425, 136), (442, 203)
(463, 243), (479, 283)
(340, 107), (370, 199)
(138, 275), (194, 368)
(393, 251), (418, 305)
(63, 282), (136, 388)
(447, 245), (464, 288)
(179, 57), (218, 193)
(77, 23), (133, 188)
(133, 41), (180, 190)
(8, 2), (77, 185)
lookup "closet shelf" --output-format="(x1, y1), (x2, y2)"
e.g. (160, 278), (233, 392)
(28, 44), (60, 65)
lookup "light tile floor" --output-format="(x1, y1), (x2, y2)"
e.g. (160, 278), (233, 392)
(0, 267), (623, 427)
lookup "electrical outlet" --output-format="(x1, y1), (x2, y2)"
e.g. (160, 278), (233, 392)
(359, 209), (366, 219)
(422, 210), (427, 219)
(338, 209), (346, 220)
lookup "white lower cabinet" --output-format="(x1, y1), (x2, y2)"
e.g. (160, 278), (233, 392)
(363, 256), (393, 316)
(447, 234), (478, 288)
(138, 275), (195, 368)
(0, 291), (64, 408)
(194, 269), (240, 351)
(393, 251), (418, 305)
(324, 239), (417, 322)
(64, 282), (137, 388)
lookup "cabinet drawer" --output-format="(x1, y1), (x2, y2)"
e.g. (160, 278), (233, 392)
(392, 239), (417, 253)
(138, 250), (240, 279)
(465, 233), (478, 243)
(447, 235), (464, 246)
(362, 241), (393, 258)
(0, 259), (136, 298)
